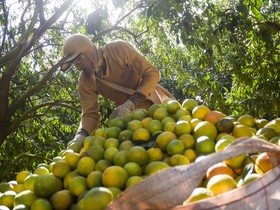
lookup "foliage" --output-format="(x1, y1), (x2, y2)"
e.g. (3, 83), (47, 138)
(0, 0), (279, 181)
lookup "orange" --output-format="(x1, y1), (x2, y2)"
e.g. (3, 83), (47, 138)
(182, 98), (199, 112)
(166, 99), (182, 114)
(69, 176), (88, 197)
(144, 161), (170, 175)
(147, 103), (162, 117)
(127, 120), (143, 131)
(108, 117), (127, 130)
(232, 124), (253, 138)
(103, 138), (119, 149)
(13, 184), (25, 194)
(14, 190), (37, 207)
(256, 118), (269, 129)
(183, 149), (197, 162)
(207, 174), (237, 195)
(216, 118), (234, 133)
(163, 121), (176, 132)
(215, 138), (233, 152)
(174, 108), (190, 120)
(192, 105), (211, 120)
(16, 171), (32, 184)
(63, 170), (79, 189)
(161, 116), (176, 126)
(62, 151), (80, 170)
(195, 136), (215, 155)
(104, 126), (122, 139)
(77, 157), (95, 177)
(125, 176), (144, 188)
(183, 187), (213, 204)
(118, 129), (133, 142)
(178, 134), (195, 149)
(84, 145), (104, 162)
(30, 198), (52, 210)
(190, 118), (202, 132)
(174, 120), (192, 136)
(76, 187), (113, 210)
(166, 139), (185, 155)
(67, 141), (83, 153)
(264, 118), (280, 133)
(147, 147), (164, 162)
(94, 127), (106, 137)
(107, 187), (122, 199)
(83, 135), (105, 149)
(224, 154), (247, 169)
(204, 111), (226, 125)
(178, 115), (192, 122)
(52, 160), (71, 179)
(153, 107), (169, 121)
(237, 114), (256, 127)
(86, 171), (103, 188)
(237, 173), (261, 187)
(155, 131), (177, 152)
(33, 166), (49, 175)
(141, 117), (153, 128)
(113, 150), (129, 167)
(0, 190), (16, 209)
(132, 109), (148, 120)
(95, 159), (112, 172)
(23, 174), (38, 191)
(50, 190), (73, 210)
(206, 162), (235, 180)
(147, 119), (163, 134)
(194, 121), (218, 141)
(169, 154), (190, 166)
(133, 128), (151, 141)
(123, 162), (142, 176)
(127, 146), (149, 166)
(34, 174), (62, 198)
(256, 127), (279, 140)
(102, 166), (129, 189)
(119, 140), (134, 151)
(104, 147), (119, 162)
(254, 152), (275, 175)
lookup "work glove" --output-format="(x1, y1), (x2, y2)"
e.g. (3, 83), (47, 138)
(109, 100), (135, 121)
(67, 129), (88, 148)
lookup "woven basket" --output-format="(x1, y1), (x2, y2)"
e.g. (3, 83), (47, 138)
(106, 137), (280, 210)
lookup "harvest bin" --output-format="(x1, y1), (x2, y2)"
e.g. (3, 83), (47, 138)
(106, 137), (280, 210)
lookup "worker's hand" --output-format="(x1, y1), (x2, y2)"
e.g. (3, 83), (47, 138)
(109, 100), (135, 121)
(67, 129), (88, 148)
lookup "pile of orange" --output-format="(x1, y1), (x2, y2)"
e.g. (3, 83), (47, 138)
(0, 98), (279, 209)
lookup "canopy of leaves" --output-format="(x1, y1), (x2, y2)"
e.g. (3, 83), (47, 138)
(0, 0), (279, 180)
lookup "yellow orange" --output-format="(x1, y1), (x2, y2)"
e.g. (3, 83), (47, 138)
(125, 176), (143, 188)
(179, 134), (195, 149)
(68, 176), (87, 197)
(206, 162), (235, 180)
(166, 99), (182, 114)
(52, 160), (71, 179)
(77, 157), (95, 177)
(232, 124), (253, 138)
(156, 131), (177, 152)
(182, 98), (199, 112)
(127, 146), (149, 166)
(30, 198), (52, 210)
(237, 114), (256, 128)
(254, 152), (275, 175)
(194, 121), (218, 141)
(183, 187), (213, 204)
(144, 161), (170, 175)
(124, 162), (142, 176)
(133, 128), (151, 141)
(207, 174), (237, 195)
(174, 120), (192, 136)
(192, 105), (211, 120)
(205, 111), (226, 125)
(147, 147), (164, 162)
(147, 119), (163, 134)
(86, 171), (103, 188)
(169, 154), (190, 166)
(50, 189), (73, 210)
(16, 171), (31, 184)
(102, 166), (129, 189)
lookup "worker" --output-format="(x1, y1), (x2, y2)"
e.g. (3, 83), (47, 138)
(60, 34), (174, 146)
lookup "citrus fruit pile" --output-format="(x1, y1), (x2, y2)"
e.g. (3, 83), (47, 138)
(0, 98), (280, 210)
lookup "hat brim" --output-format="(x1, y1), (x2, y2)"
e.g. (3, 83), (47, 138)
(60, 53), (81, 71)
